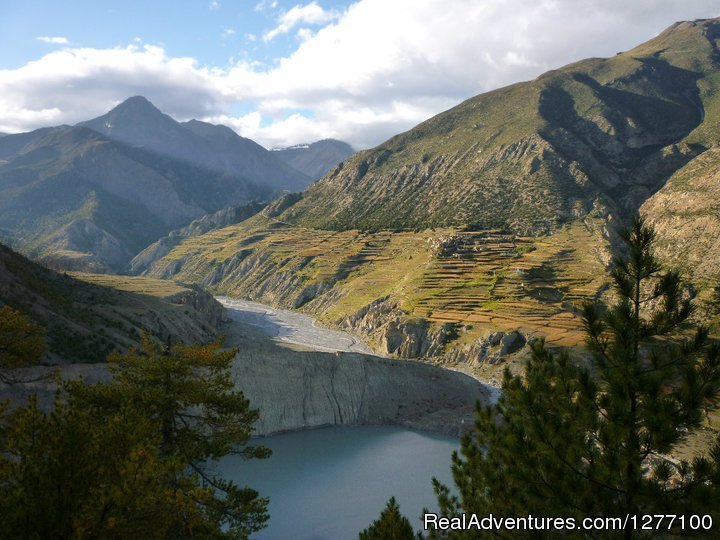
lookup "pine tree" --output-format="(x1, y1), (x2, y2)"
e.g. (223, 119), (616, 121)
(0, 338), (270, 539)
(0, 305), (47, 383)
(431, 217), (720, 539)
(359, 497), (418, 540)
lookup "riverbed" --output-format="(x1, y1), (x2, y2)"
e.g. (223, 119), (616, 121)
(217, 296), (374, 354)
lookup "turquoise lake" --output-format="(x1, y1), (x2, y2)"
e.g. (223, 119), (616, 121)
(217, 425), (459, 539)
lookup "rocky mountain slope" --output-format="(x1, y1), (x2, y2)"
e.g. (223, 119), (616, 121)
(143, 19), (720, 375)
(0, 97), (308, 272)
(0, 242), (226, 364)
(272, 139), (355, 181)
(280, 21), (717, 233)
(642, 147), (720, 292)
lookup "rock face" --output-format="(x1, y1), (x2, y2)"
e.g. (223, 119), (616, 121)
(442, 330), (527, 366)
(231, 346), (492, 437)
(2, 321), (495, 439)
(341, 296), (528, 365)
(342, 296), (456, 358)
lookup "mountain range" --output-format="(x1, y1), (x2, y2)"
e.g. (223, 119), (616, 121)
(139, 18), (720, 375)
(271, 139), (355, 181)
(0, 97), (352, 272)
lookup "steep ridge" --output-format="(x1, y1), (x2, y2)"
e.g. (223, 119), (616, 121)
(129, 201), (266, 275)
(144, 19), (720, 375)
(0, 243), (226, 364)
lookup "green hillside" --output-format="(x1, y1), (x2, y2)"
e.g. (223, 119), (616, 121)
(280, 20), (718, 233)
(142, 18), (720, 376)
(0, 243), (225, 363)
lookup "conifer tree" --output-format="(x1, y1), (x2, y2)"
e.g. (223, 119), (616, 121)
(0, 338), (270, 539)
(359, 497), (418, 540)
(0, 305), (47, 383)
(431, 217), (720, 539)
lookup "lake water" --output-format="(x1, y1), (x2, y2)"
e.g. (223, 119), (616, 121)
(217, 425), (459, 539)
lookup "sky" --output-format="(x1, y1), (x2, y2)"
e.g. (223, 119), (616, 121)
(1, 1), (719, 149)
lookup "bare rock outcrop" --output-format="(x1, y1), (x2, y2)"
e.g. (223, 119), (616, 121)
(342, 297), (527, 364)
(231, 346), (493, 437)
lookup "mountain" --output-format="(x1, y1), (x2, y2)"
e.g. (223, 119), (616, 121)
(0, 123), (272, 271)
(0, 242), (225, 364)
(272, 139), (355, 181)
(0, 97), (310, 272)
(80, 97), (310, 191)
(279, 21), (716, 232)
(141, 18), (720, 379)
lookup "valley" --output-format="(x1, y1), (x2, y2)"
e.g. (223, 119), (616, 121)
(3, 6), (720, 538)
(139, 211), (610, 380)
(131, 19), (720, 382)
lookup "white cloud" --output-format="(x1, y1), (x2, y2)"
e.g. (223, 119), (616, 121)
(263, 2), (340, 42)
(0, 44), (225, 133)
(36, 36), (69, 45)
(4, 1), (720, 149)
(209, 0), (220, 10)
(255, 0), (278, 12)
(296, 28), (315, 41)
(223, 28), (236, 37)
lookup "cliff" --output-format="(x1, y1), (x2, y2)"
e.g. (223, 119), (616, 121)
(231, 342), (492, 437)
(1, 319), (494, 438)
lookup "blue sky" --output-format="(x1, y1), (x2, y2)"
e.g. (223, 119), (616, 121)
(1, 1), (719, 148)
(0, 1), (350, 68)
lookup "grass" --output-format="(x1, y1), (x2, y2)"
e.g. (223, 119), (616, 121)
(70, 273), (189, 298)
(153, 215), (609, 355)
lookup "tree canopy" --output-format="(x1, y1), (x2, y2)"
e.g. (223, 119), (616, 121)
(0, 337), (269, 539)
(0, 305), (47, 383)
(359, 497), (418, 540)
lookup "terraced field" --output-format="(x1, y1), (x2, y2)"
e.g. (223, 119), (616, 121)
(148, 214), (610, 353)
(407, 225), (607, 347)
